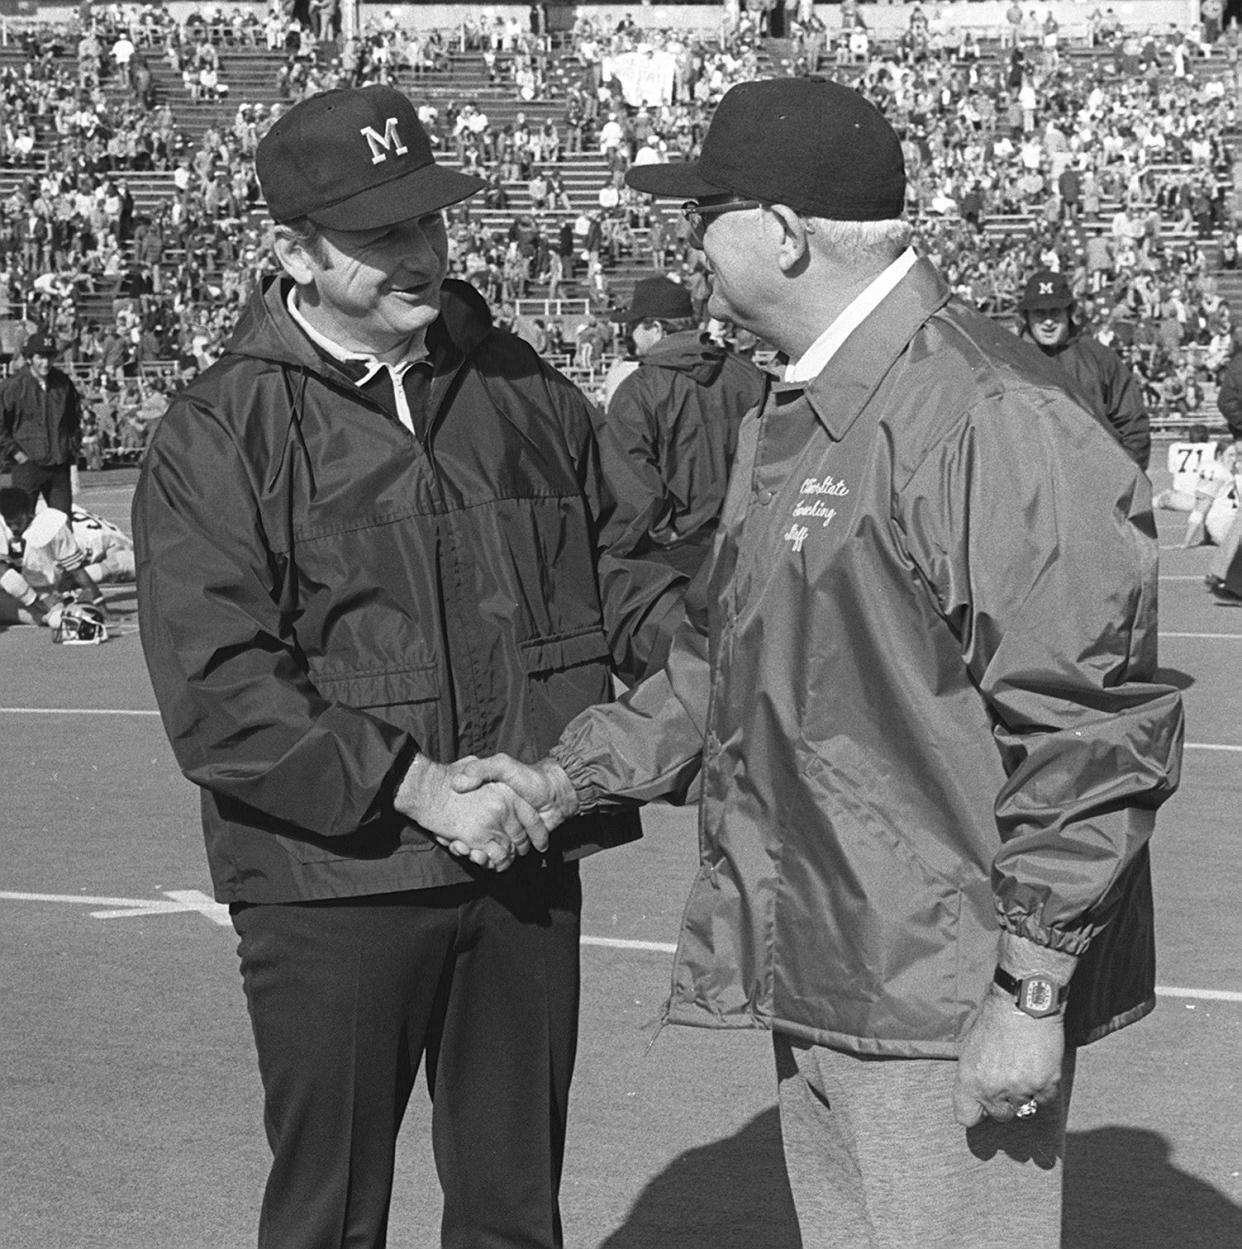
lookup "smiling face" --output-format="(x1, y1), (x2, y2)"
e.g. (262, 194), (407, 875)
(1027, 306), (1071, 348)
(282, 212), (449, 360)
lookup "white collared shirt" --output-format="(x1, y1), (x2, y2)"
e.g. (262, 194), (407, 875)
(784, 247), (918, 383)
(286, 289), (429, 436)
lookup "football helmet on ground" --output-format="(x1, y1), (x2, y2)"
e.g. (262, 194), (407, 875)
(52, 601), (109, 645)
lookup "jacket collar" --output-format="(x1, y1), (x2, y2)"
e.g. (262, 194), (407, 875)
(227, 274), (492, 380)
(780, 256), (951, 441)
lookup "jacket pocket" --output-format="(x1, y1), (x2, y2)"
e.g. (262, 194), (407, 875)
(312, 662), (439, 711)
(311, 662), (442, 754)
(519, 627), (614, 755)
(283, 663), (443, 865)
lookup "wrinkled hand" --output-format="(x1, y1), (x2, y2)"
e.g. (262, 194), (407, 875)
(952, 986), (1066, 1126)
(449, 753), (579, 836)
(394, 754), (547, 871)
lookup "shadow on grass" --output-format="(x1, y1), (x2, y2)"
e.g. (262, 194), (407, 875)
(601, 1107), (799, 1249)
(1064, 1126), (1242, 1249)
(600, 1116), (1242, 1249)
(1155, 667), (1196, 690)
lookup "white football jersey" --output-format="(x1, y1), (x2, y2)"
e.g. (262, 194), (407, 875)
(22, 506), (133, 585)
(1166, 441), (1216, 496)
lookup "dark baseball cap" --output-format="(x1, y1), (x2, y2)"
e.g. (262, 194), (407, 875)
(612, 275), (695, 323)
(1018, 270), (1074, 312)
(23, 331), (56, 357)
(626, 77), (905, 222)
(256, 85), (488, 230)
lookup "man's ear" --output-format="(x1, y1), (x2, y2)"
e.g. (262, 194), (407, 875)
(271, 230), (318, 287)
(766, 204), (814, 275)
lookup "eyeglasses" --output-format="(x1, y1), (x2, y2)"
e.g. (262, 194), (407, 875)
(681, 198), (763, 246)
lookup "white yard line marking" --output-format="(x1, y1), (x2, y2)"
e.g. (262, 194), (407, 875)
(1153, 986), (1242, 1003)
(0, 707), (160, 716)
(582, 936), (678, 954)
(1160, 632), (1242, 640)
(0, 889), (230, 926)
(1183, 743), (1242, 752)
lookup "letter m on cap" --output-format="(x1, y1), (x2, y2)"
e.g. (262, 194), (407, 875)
(1039, 280), (1055, 294)
(360, 117), (408, 165)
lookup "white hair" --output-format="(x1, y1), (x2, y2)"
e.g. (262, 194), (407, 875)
(804, 216), (913, 265)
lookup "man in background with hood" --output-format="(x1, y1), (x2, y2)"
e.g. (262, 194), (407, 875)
(1017, 267), (1151, 468)
(133, 85), (684, 1249)
(599, 274), (767, 577)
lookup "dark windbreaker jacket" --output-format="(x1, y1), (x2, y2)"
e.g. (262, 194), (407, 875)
(134, 276), (684, 903)
(552, 258), (1184, 1054)
(1019, 321), (1150, 469)
(599, 331), (768, 576)
(0, 366), (81, 467)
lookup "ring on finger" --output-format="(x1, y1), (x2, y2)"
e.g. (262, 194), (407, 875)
(1015, 1099), (1038, 1119)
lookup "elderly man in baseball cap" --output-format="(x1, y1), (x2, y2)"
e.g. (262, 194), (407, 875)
(133, 84), (687, 1249)
(456, 76), (1180, 1249)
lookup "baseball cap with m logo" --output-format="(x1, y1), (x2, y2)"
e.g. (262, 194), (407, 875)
(256, 85), (487, 230)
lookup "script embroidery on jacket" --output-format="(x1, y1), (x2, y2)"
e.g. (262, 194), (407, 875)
(784, 475), (851, 552)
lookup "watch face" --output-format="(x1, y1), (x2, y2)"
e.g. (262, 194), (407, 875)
(1020, 977), (1057, 1015)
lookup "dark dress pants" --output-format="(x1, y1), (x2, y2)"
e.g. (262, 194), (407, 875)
(231, 857), (582, 1249)
(11, 461), (72, 513)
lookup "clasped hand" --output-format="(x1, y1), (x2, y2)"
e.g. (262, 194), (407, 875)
(394, 753), (577, 872)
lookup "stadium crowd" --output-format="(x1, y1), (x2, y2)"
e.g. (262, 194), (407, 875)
(0, 0), (1240, 462)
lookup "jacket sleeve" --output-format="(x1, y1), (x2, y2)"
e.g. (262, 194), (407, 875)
(1098, 343), (1150, 469)
(902, 385), (1183, 955)
(597, 368), (680, 552)
(0, 380), (16, 462)
(64, 376), (83, 456)
(133, 396), (414, 838)
(551, 578), (710, 809)
(547, 366), (689, 684)
(1217, 358), (1242, 439)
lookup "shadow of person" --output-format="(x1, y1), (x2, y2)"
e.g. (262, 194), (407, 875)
(601, 1107), (800, 1249)
(1064, 1126), (1242, 1248)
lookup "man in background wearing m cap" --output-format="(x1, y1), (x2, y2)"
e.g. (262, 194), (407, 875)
(1017, 267), (1150, 469)
(456, 77), (1182, 1247)
(133, 84), (684, 1249)
(0, 331), (82, 514)
(599, 274), (767, 578)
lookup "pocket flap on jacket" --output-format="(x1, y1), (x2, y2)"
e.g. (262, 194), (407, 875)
(519, 628), (611, 675)
(312, 664), (439, 708)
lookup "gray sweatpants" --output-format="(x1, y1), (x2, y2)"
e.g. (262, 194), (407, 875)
(775, 1034), (1075, 1249)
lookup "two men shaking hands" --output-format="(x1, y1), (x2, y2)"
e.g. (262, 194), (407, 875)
(394, 751), (577, 871)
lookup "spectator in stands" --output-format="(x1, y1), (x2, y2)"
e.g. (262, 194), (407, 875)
(599, 274), (767, 577)
(1017, 269), (1151, 468)
(0, 331), (82, 513)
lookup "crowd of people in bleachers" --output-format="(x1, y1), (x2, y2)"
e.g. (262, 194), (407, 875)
(1, 1), (1242, 461)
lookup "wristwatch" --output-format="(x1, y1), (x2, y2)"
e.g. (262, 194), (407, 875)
(992, 967), (1068, 1018)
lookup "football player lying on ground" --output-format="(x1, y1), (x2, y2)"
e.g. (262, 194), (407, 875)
(0, 486), (134, 606)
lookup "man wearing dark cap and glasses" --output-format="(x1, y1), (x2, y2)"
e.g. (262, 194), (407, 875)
(599, 274), (767, 578)
(133, 85), (685, 1249)
(455, 78), (1182, 1247)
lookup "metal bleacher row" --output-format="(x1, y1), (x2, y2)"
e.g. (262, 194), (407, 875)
(1, 31), (1239, 423)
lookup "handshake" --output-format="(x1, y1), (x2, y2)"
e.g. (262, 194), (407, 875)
(394, 752), (581, 871)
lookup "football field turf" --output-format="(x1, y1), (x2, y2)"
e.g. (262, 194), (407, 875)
(1, 459), (1239, 1249)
